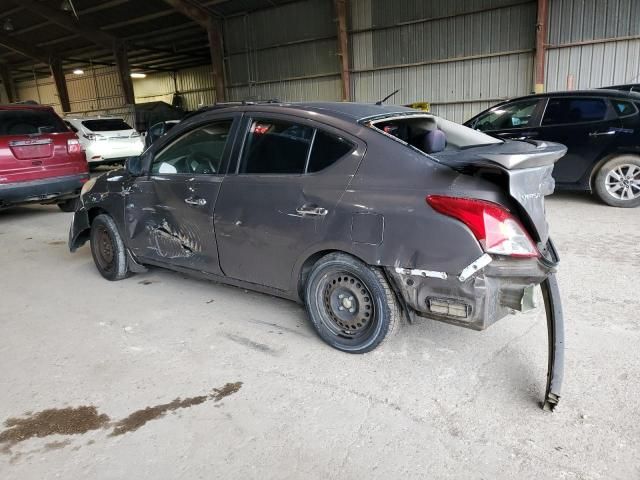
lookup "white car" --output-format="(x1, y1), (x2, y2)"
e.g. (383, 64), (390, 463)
(64, 117), (144, 166)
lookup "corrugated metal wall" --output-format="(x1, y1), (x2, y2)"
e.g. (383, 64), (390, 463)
(349, 0), (537, 121)
(224, 0), (342, 101)
(545, 0), (640, 90)
(133, 65), (216, 110)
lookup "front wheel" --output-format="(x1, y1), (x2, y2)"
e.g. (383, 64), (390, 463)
(594, 155), (640, 207)
(305, 253), (400, 354)
(90, 214), (129, 281)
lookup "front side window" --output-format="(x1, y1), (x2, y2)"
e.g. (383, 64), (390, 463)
(239, 119), (313, 174)
(473, 100), (539, 131)
(151, 120), (232, 175)
(542, 98), (607, 125)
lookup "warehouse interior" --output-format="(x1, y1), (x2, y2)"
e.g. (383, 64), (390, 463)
(1, 0), (639, 124)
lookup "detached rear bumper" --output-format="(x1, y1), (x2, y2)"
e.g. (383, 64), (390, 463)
(0, 173), (89, 206)
(388, 255), (554, 330)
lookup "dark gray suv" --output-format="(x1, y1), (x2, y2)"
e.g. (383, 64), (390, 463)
(69, 102), (566, 410)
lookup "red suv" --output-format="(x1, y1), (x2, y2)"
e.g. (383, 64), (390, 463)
(0, 105), (89, 211)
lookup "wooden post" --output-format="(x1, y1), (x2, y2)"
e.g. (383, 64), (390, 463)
(115, 42), (135, 105)
(50, 58), (71, 112)
(207, 17), (226, 102)
(0, 64), (15, 103)
(534, 0), (548, 94)
(334, 0), (351, 101)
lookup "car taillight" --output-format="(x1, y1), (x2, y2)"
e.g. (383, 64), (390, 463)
(83, 133), (104, 141)
(130, 131), (141, 138)
(426, 195), (539, 258)
(67, 138), (82, 154)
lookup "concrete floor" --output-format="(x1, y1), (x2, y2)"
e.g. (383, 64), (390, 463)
(1, 192), (639, 479)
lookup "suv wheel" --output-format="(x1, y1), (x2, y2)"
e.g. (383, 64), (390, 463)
(90, 214), (129, 281)
(305, 253), (400, 354)
(594, 155), (640, 207)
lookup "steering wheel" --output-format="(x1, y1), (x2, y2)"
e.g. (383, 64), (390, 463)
(187, 151), (217, 174)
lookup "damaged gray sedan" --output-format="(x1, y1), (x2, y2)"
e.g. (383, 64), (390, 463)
(69, 102), (565, 410)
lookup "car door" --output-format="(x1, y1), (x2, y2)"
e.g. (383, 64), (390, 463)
(468, 98), (546, 141)
(214, 114), (362, 291)
(125, 115), (240, 275)
(536, 97), (622, 184)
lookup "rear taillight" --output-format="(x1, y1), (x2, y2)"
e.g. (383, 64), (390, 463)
(67, 138), (82, 154)
(130, 131), (141, 138)
(426, 195), (539, 258)
(83, 133), (104, 141)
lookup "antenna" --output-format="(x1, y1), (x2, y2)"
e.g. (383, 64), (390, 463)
(375, 89), (400, 106)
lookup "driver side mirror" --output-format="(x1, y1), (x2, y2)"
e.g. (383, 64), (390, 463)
(125, 155), (148, 177)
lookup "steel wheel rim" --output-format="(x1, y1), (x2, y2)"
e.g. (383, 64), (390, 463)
(605, 164), (640, 200)
(95, 226), (115, 273)
(317, 271), (376, 341)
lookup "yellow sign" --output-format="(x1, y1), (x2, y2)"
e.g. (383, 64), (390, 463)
(407, 102), (430, 111)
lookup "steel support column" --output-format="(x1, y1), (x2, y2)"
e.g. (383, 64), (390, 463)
(50, 58), (71, 112)
(115, 42), (135, 105)
(333, 0), (351, 101)
(0, 64), (16, 103)
(207, 17), (226, 102)
(534, 0), (548, 94)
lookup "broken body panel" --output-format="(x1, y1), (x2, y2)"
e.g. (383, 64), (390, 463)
(69, 103), (565, 410)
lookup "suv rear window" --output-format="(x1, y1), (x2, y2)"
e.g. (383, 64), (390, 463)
(81, 119), (132, 132)
(0, 109), (68, 136)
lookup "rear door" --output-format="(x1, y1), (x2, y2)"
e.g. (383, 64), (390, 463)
(125, 115), (240, 274)
(0, 108), (82, 184)
(536, 97), (621, 184)
(214, 114), (361, 291)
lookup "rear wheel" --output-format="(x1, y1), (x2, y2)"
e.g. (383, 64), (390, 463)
(57, 198), (78, 212)
(90, 214), (129, 281)
(594, 155), (640, 208)
(305, 253), (400, 354)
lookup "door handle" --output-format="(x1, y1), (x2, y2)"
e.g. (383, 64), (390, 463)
(184, 197), (207, 206)
(296, 205), (328, 216)
(589, 130), (616, 137)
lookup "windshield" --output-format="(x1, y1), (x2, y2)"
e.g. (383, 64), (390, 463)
(82, 119), (133, 132)
(0, 109), (68, 136)
(369, 114), (502, 152)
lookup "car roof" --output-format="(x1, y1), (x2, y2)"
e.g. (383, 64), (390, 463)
(192, 101), (417, 123)
(65, 116), (126, 121)
(503, 89), (640, 103)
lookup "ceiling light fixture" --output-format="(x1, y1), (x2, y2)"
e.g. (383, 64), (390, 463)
(3, 18), (14, 32)
(130, 72), (146, 78)
(73, 69), (84, 75)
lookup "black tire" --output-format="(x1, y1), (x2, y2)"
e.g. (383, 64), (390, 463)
(90, 214), (129, 281)
(57, 198), (78, 212)
(594, 155), (640, 208)
(305, 252), (400, 354)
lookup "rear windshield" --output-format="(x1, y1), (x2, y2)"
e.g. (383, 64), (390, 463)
(81, 119), (133, 132)
(0, 109), (68, 136)
(370, 114), (502, 152)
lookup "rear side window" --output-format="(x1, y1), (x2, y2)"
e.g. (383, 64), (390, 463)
(613, 100), (637, 117)
(307, 131), (353, 172)
(81, 119), (132, 131)
(0, 109), (67, 135)
(542, 98), (607, 125)
(239, 119), (313, 174)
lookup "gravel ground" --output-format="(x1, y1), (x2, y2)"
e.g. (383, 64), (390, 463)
(1, 192), (638, 479)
